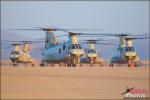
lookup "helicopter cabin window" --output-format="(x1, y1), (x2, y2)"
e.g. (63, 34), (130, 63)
(72, 45), (76, 49)
(77, 44), (82, 49)
(59, 48), (61, 54)
(63, 45), (66, 51)
(126, 47), (135, 52)
(75, 44), (78, 49)
(91, 49), (96, 53)
(70, 44), (81, 49)
(11, 51), (19, 55)
(88, 49), (96, 53)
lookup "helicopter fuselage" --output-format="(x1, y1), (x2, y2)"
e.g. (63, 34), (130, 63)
(10, 50), (34, 64)
(81, 48), (103, 64)
(111, 47), (140, 66)
(41, 43), (84, 64)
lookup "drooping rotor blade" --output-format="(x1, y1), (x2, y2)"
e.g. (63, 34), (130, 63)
(1, 40), (45, 46)
(81, 40), (118, 45)
(95, 42), (118, 45)
(126, 37), (150, 40)
(78, 35), (108, 37)
(8, 27), (103, 32)
(81, 38), (104, 42)
(1, 45), (15, 49)
(80, 38), (118, 43)
(1, 43), (22, 49)
(11, 43), (23, 46)
(8, 28), (60, 31)
(65, 32), (149, 37)
(8, 28), (42, 31)
(55, 34), (68, 37)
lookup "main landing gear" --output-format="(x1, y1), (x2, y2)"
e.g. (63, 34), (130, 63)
(110, 63), (114, 67)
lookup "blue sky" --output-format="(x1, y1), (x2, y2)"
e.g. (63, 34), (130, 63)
(1, 1), (149, 38)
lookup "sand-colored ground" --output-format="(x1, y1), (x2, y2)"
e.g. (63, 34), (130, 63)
(1, 65), (149, 99)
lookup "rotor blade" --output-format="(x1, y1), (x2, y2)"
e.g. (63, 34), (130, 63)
(8, 28), (42, 31)
(56, 34), (68, 37)
(39, 26), (104, 31)
(1, 45), (15, 49)
(78, 35), (108, 37)
(80, 38), (118, 43)
(8, 27), (103, 32)
(81, 38), (104, 42)
(95, 42), (118, 45)
(11, 43), (23, 46)
(131, 37), (150, 40)
(70, 32), (149, 37)
(1, 40), (45, 44)
(27, 41), (45, 44)
(62, 29), (104, 31)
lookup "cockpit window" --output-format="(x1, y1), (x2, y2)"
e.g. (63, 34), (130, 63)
(125, 47), (135, 52)
(91, 49), (96, 53)
(11, 51), (20, 55)
(63, 45), (66, 51)
(75, 44), (78, 48)
(72, 45), (76, 49)
(88, 49), (96, 53)
(78, 44), (81, 49)
(70, 44), (82, 49)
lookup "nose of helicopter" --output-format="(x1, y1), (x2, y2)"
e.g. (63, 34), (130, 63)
(10, 54), (20, 59)
(87, 53), (97, 58)
(125, 52), (136, 56)
(125, 52), (140, 63)
(125, 52), (137, 59)
(70, 49), (84, 57)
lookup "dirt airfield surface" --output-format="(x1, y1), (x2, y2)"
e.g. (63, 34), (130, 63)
(1, 64), (149, 99)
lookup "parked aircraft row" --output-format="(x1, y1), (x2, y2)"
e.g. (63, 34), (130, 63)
(1, 27), (149, 67)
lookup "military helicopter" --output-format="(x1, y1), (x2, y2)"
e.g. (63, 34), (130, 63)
(9, 27), (102, 67)
(110, 35), (149, 67)
(74, 32), (149, 67)
(80, 33), (149, 67)
(1, 41), (40, 66)
(80, 39), (117, 66)
(41, 30), (84, 67)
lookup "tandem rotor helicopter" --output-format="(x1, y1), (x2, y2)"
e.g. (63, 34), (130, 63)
(80, 39), (117, 66)
(7, 27), (104, 67)
(110, 35), (149, 67)
(83, 33), (149, 67)
(5, 27), (149, 67)
(1, 40), (41, 66)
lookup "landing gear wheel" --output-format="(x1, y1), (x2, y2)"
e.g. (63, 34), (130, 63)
(40, 63), (44, 67)
(32, 64), (34, 67)
(13, 63), (15, 66)
(100, 64), (103, 67)
(80, 64), (82, 67)
(59, 63), (62, 67)
(13, 63), (17, 67)
(128, 64), (130, 67)
(73, 64), (76, 67)
(110, 63), (113, 67)
(67, 61), (71, 67)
